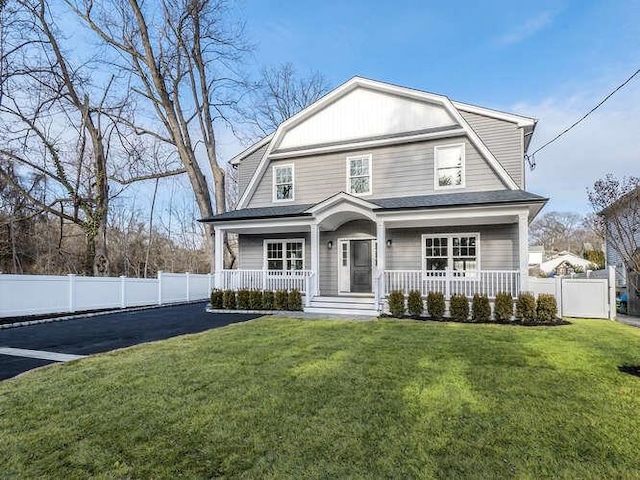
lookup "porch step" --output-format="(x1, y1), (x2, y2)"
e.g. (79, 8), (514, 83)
(305, 296), (379, 317)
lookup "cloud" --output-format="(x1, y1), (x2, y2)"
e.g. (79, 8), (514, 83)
(496, 11), (555, 46)
(512, 78), (640, 214)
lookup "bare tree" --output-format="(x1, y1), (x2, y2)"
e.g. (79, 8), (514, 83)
(247, 63), (330, 136)
(529, 211), (594, 253)
(68, 0), (250, 270)
(588, 174), (640, 313)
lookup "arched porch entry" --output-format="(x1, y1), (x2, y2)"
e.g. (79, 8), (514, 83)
(309, 194), (380, 296)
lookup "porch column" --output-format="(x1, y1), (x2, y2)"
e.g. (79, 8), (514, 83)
(518, 212), (529, 293)
(310, 222), (320, 295)
(214, 226), (224, 289)
(376, 220), (386, 302)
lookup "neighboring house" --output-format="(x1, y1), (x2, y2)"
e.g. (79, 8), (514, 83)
(538, 251), (597, 276)
(602, 186), (640, 315)
(201, 77), (547, 315)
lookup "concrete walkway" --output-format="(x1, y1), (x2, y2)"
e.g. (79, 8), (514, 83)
(617, 313), (640, 328)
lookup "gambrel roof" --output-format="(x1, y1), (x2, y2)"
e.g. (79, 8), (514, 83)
(235, 77), (537, 209)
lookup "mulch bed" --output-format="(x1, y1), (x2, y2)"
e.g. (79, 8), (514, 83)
(379, 314), (571, 327)
(618, 365), (640, 378)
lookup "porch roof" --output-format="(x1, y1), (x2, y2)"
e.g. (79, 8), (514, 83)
(199, 189), (547, 224)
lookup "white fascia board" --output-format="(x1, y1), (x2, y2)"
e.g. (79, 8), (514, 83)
(214, 217), (312, 231)
(451, 100), (537, 127)
(376, 204), (530, 222)
(268, 128), (466, 160)
(305, 191), (379, 214)
(229, 134), (274, 166)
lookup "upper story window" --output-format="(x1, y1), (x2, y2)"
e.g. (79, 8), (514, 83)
(434, 144), (465, 190)
(346, 154), (372, 196)
(273, 164), (294, 202)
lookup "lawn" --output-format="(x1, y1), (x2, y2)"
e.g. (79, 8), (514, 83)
(1, 318), (640, 478)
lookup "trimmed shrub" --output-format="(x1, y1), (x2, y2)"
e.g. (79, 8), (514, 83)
(237, 289), (251, 310)
(536, 294), (558, 323)
(222, 290), (236, 310)
(288, 289), (303, 311)
(262, 291), (274, 310)
(472, 294), (491, 322)
(210, 289), (223, 309)
(407, 290), (424, 316)
(449, 294), (469, 322)
(516, 292), (536, 322)
(388, 290), (405, 318)
(494, 292), (514, 322)
(274, 290), (288, 311)
(249, 290), (263, 310)
(427, 292), (446, 320)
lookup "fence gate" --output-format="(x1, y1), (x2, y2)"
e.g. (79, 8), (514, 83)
(528, 266), (616, 319)
(561, 279), (609, 319)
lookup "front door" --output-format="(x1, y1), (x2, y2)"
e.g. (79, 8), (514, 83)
(350, 240), (372, 293)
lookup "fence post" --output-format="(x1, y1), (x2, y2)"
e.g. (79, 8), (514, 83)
(445, 269), (451, 301)
(555, 276), (563, 318)
(186, 272), (191, 301)
(120, 275), (127, 309)
(68, 274), (76, 313)
(608, 265), (616, 320)
(157, 270), (163, 306)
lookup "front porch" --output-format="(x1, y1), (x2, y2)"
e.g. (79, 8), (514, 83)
(216, 267), (522, 314)
(210, 192), (537, 315)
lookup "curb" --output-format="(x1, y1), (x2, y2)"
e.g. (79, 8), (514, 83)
(0, 300), (208, 330)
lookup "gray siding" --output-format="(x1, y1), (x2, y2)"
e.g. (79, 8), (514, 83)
(238, 144), (268, 199)
(247, 136), (507, 208)
(461, 111), (524, 188)
(239, 232), (311, 270)
(318, 220), (376, 296)
(238, 221), (518, 296)
(386, 224), (518, 271)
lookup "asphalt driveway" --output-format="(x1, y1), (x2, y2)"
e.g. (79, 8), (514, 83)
(0, 302), (259, 381)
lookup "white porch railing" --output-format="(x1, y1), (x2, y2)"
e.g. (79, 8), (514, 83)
(220, 269), (314, 293)
(383, 270), (520, 299)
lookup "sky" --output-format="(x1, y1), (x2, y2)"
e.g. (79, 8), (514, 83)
(213, 0), (640, 215)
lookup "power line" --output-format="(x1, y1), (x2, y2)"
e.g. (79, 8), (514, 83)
(526, 67), (640, 169)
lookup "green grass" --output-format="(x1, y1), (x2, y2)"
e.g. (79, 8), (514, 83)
(2, 318), (640, 478)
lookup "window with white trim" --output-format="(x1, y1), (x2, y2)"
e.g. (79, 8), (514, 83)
(423, 233), (478, 273)
(435, 144), (465, 189)
(273, 164), (294, 201)
(347, 155), (372, 195)
(265, 239), (304, 271)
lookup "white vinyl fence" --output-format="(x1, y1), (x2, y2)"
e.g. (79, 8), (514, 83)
(528, 266), (616, 319)
(0, 271), (215, 318)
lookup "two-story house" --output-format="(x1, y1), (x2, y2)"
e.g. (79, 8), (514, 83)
(201, 77), (547, 315)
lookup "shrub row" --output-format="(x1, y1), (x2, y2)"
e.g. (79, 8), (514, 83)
(210, 289), (303, 312)
(387, 291), (558, 323)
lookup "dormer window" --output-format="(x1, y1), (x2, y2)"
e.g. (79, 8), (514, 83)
(347, 154), (372, 195)
(435, 144), (465, 190)
(273, 164), (294, 201)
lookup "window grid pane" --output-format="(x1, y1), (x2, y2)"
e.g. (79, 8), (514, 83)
(425, 235), (477, 272)
(348, 157), (371, 194)
(274, 166), (293, 200)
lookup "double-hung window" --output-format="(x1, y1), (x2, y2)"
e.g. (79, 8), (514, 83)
(346, 154), (372, 195)
(273, 164), (294, 201)
(434, 144), (465, 189)
(264, 239), (304, 271)
(423, 233), (479, 275)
